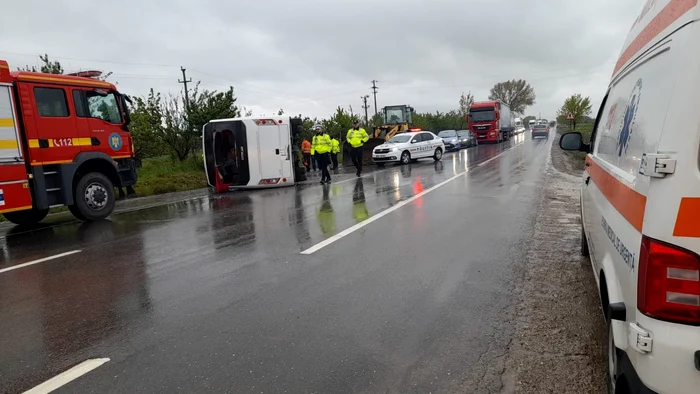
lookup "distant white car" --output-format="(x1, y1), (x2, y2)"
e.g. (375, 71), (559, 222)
(372, 131), (445, 165)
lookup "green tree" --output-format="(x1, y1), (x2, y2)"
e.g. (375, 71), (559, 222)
(322, 107), (354, 143)
(19, 54), (64, 74)
(557, 94), (592, 130)
(159, 93), (193, 161)
(488, 79), (536, 114)
(129, 89), (167, 161)
(522, 115), (536, 129)
(459, 91), (474, 123)
(186, 83), (241, 138)
(370, 112), (384, 127)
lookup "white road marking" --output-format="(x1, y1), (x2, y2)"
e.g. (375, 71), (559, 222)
(0, 250), (82, 274)
(23, 358), (110, 394)
(301, 141), (524, 254)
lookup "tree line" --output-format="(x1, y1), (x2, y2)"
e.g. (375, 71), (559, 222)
(21, 55), (543, 161)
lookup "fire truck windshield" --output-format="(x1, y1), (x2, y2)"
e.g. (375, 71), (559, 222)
(469, 109), (495, 122)
(87, 90), (123, 124)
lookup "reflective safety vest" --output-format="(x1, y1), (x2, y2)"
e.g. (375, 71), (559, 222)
(352, 202), (369, 223)
(312, 133), (332, 154)
(301, 140), (311, 154)
(331, 138), (340, 154)
(346, 128), (369, 148)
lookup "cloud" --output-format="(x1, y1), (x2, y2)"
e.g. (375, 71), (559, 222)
(0, 0), (642, 119)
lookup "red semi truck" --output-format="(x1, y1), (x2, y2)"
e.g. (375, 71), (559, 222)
(0, 60), (137, 225)
(467, 101), (514, 144)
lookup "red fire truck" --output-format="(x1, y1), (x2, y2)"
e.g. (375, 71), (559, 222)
(467, 101), (514, 144)
(0, 60), (137, 225)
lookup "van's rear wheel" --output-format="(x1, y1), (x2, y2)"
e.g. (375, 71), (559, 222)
(2, 208), (49, 226)
(74, 172), (115, 221)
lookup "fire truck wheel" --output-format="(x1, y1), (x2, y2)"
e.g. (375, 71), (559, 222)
(68, 205), (87, 221)
(2, 208), (49, 226)
(75, 172), (115, 221)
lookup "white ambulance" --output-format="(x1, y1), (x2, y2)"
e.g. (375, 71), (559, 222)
(560, 1), (700, 393)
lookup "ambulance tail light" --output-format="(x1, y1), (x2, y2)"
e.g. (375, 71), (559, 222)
(638, 236), (700, 325)
(258, 178), (280, 185)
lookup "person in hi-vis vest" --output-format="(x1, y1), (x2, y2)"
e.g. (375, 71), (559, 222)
(311, 124), (333, 184)
(346, 119), (369, 177)
(330, 137), (340, 170)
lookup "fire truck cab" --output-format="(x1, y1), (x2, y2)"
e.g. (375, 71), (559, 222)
(0, 60), (137, 225)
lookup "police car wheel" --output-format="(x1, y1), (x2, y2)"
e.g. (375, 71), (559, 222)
(75, 172), (115, 221)
(2, 208), (49, 226)
(400, 151), (411, 164)
(433, 148), (443, 161)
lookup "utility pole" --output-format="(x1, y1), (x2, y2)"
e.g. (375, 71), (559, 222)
(371, 80), (378, 119)
(361, 95), (369, 125)
(178, 67), (192, 110)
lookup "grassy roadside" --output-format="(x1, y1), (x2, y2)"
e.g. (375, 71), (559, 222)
(134, 155), (208, 196)
(557, 122), (594, 173)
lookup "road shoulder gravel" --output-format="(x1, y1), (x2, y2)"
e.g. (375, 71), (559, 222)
(499, 141), (607, 393)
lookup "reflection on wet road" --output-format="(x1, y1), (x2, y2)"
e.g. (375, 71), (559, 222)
(1, 133), (552, 393)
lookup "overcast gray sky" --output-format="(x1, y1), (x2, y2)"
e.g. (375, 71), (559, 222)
(1, 0), (642, 120)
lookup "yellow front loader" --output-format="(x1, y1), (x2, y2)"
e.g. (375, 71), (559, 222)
(343, 105), (416, 166)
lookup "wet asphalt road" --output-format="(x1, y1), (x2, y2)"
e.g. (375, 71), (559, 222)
(0, 132), (553, 394)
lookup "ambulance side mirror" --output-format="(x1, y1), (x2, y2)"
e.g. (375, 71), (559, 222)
(560, 132), (589, 152)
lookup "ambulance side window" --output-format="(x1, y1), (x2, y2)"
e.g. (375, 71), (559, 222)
(34, 87), (69, 117)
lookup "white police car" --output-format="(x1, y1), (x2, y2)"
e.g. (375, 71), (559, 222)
(372, 131), (444, 165)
